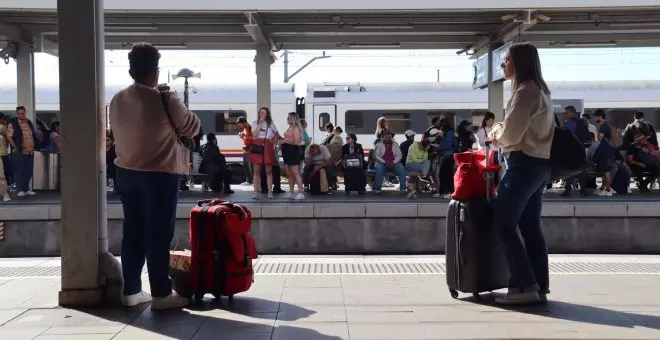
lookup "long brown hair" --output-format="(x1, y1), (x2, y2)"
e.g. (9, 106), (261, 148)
(509, 43), (550, 95)
(258, 106), (273, 125)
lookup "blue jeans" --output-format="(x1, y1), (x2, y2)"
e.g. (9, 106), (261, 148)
(494, 152), (551, 294)
(406, 160), (431, 177)
(12, 152), (34, 192)
(116, 167), (180, 298)
(375, 162), (406, 191)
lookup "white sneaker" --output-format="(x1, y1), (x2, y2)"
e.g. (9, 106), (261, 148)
(495, 291), (541, 305)
(294, 193), (305, 200)
(595, 189), (613, 197)
(151, 293), (189, 310)
(2, 194), (10, 202)
(26, 191), (36, 196)
(122, 291), (152, 307)
(267, 192), (274, 199)
(16, 191), (25, 197)
(240, 182), (252, 186)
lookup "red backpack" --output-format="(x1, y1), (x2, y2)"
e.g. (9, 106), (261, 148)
(189, 200), (258, 301)
(452, 150), (500, 201)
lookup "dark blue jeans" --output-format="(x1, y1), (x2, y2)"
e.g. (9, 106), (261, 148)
(116, 167), (180, 298)
(12, 152), (34, 192)
(494, 151), (551, 294)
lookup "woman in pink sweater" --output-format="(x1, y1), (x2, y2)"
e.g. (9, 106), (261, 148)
(110, 43), (200, 310)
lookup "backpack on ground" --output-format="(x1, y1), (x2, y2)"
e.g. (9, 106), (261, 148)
(551, 116), (594, 181)
(188, 200), (258, 302)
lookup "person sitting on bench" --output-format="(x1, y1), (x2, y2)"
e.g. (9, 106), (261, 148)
(199, 132), (234, 195)
(373, 131), (406, 194)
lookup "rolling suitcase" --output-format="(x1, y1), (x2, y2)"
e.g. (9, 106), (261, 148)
(446, 144), (509, 300)
(189, 199), (258, 302)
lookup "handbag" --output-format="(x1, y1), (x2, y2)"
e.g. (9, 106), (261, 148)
(344, 158), (362, 169)
(160, 92), (196, 151)
(451, 150), (500, 201)
(249, 122), (270, 154)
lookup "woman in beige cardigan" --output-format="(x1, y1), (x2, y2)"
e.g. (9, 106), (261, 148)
(488, 43), (554, 306)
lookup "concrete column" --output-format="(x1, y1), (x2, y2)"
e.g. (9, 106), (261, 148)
(487, 44), (505, 121)
(16, 43), (36, 121)
(255, 44), (271, 109)
(57, 0), (122, 307)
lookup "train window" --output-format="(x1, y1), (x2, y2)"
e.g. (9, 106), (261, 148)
(318, 112), (330, 131)
(345, 111), (364, 130)
(382, 113), (412, 133)
(214, 110), (247, 135)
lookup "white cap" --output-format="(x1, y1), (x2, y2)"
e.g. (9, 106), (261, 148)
(404, 130), (415, 137)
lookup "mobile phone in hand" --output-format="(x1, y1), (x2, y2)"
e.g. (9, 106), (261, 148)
(157, 83), (170, 92)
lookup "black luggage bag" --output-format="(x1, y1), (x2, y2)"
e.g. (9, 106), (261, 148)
(445, 143), (509, 300)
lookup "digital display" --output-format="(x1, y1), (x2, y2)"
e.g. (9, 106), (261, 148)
(490, 43), (511, 82)
(472, 56), (489, 89)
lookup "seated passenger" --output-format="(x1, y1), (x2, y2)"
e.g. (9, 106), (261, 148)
(199, 132), (234, 194)
(341, 133), (366, 194)
(303, 144), (334, 194)
(406, 138), (431, 177)
(400, 130), (415, 166)
(627, 133), (660, 192)
(373, 131), (406, 194)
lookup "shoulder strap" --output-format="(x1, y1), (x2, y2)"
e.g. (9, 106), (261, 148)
(160, 92), (180, 137)
(554, 114), (561, 128)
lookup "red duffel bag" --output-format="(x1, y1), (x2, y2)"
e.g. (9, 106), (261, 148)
(452, 150), (500, 201)
(188, 199), (258, 302)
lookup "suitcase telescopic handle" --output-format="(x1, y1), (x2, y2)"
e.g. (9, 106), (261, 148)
(197, 199), (227, 207)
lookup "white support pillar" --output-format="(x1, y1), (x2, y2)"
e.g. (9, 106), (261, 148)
(487, 45), (505, 122)
(58, 0), (121, 307)
(255, 44), (271, 110)
(16, 43), (36, 121)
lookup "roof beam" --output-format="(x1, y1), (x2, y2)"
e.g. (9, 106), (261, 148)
(243, 11), (281, 51)
(0, 22), (58, 57)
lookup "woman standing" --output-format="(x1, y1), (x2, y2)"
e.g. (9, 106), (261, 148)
(281, 112), (305, 200)
(489, 43), (554, 305)
(47, 121), (60, 152)
(476, 112), (497, 151)
(251, 107), (279, 199)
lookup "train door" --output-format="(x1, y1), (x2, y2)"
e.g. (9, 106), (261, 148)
(312, 104), (336, 142)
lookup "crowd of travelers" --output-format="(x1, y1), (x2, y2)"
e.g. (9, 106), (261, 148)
(0, 107), (60, 203)
(97, 41), (660, 311)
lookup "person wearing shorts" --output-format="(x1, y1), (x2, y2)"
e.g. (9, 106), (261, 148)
(281, 112), (305, 200)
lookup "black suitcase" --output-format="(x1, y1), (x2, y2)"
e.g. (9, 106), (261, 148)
(445, 145), (509, 300)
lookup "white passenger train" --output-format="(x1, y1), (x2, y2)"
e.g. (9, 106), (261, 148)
(0, 81), (659, 161)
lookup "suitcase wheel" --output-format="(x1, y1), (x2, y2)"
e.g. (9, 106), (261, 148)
(194, 293), (205, 302)
(449, 289), (459, 299)
(472, 293), (482, 302)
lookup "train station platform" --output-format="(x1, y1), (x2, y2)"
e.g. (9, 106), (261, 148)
(1, 255), (660, 339)
(1, 186), (660, 257)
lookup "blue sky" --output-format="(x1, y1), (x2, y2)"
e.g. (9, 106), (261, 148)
(0, 47), (659, 87)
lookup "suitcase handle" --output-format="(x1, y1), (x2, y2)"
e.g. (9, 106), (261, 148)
(197, 199), (247, 221)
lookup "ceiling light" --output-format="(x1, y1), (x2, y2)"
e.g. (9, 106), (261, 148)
(339, 43), (401, 48)
(563, 42), (618, 47)
(152, 43), (188, 49)
(106, 25), (158, 30)
(353, 25), (415, 29)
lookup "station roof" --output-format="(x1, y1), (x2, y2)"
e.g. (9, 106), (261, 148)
(2, 1), (660, 57)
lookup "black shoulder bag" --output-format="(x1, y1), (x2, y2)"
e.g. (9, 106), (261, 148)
(161, 92), (196, 151)
(249, 122), (270, 155)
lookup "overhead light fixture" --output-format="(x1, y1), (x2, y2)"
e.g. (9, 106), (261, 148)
(563, 42), (618, 47)
(339, 43), (401, 48)
(106, 25), (158, 30)
(353, 25), (415, 29)
(152, 43), (187, 49)
(609, 22), (660, 27)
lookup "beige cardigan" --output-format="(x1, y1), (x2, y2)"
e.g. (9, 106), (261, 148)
(490, 81), (555, 159)
(110, 83), (201, 175)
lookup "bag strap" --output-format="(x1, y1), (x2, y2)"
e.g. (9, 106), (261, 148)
(554, 114), (561, 128)
(160, 92), (181, 138)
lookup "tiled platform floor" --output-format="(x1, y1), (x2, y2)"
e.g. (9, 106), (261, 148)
(2, 256), (660, 339)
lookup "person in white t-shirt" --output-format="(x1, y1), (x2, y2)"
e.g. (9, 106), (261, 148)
(250, 107), (279, 199)
(475, 111), (497, 151)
